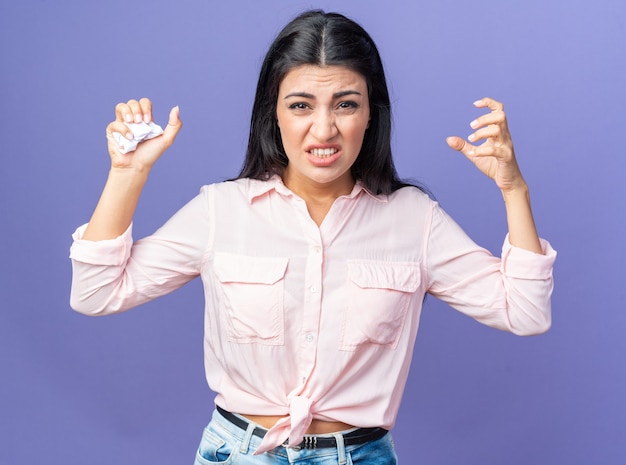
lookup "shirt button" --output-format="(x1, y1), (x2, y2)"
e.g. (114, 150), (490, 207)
(305, 334), (314, 343)
(310, 286), (317, 293)
(314, 246), (322, 254)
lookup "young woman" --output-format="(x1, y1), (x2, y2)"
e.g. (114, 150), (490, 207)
(70, 10), (556, 465)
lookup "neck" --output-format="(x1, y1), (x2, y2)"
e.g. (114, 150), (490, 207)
(281, 171), (355, 226)
(282, 170), (355, 203)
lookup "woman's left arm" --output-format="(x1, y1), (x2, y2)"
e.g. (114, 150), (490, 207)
(446, 97), (543, 254)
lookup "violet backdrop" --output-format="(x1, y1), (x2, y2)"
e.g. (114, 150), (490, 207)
(1, 0), (624, 464)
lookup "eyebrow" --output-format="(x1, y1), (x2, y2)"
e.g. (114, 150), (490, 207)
(284, 90), (362, 99)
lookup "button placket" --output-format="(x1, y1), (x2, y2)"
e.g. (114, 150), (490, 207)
(299, 234), (324, 387)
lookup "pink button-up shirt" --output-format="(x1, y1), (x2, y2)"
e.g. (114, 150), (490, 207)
(70, 176), (556, 454)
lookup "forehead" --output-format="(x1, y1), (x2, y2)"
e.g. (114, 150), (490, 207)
(279, 65), (367, 95)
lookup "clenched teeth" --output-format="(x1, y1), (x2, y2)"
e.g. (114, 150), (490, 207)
(310, 148), (338, 157)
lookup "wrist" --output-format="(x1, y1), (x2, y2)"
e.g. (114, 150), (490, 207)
(108, 165), (150, 185)
(501, 180), (529, 201)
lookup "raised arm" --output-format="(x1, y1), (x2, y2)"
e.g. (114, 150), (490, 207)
(82, 98), (182, 241)
(446, 97), (543, 254)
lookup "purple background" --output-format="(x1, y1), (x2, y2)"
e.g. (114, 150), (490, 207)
(1, 0), (624, 463)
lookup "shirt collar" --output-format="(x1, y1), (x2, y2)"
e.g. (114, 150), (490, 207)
(245, 175), (388, 204)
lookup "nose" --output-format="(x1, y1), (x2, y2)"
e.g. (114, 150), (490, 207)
(310, 109), (338, 141)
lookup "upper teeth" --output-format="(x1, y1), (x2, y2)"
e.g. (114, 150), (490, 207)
(310, 148), (338, 156)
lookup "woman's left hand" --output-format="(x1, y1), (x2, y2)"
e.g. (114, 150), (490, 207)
(446, 97), (526, 193)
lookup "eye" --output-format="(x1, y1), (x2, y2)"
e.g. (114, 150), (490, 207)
(288, 102), (310, 110)
(337, 101), (359, 110)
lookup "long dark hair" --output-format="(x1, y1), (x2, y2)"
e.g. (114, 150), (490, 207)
(237, 10), (417, 195)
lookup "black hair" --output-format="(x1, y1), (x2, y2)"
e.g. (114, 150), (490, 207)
(237, 9), (420, 195)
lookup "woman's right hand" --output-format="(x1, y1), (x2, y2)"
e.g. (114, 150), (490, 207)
(105, 98), (183, 171)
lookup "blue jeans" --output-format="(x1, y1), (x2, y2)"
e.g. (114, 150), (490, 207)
(193, 408), (398, 464)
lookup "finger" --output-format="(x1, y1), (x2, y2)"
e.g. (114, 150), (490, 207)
(106, 121), (133, 140)
(160, 106), (183, 148)
(448, 135), (512, 159)
(473, 97), (504, 112)
(471, 141), (511, 159)
(446, 136), (474, 155)
(468, 124), (501, 143)
(470, 110), (506, 130)
(126, 99), (143, 123)
(139, 97), (152, 123)
(115, 102), (134, 123)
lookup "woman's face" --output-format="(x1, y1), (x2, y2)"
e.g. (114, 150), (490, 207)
(276, 64), (370, 197)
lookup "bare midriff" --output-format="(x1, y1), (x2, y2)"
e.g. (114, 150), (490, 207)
(241, 414), (355, 435)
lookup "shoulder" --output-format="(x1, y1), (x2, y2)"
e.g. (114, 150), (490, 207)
(358, 186), (439, 231)
(201, 177), (279, 204)
(386, 185), (436, 209)
(200, 178), (252, 195)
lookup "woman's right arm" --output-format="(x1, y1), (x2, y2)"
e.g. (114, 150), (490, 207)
(70, 99), (204, 315)
(83, 98), (182, 241)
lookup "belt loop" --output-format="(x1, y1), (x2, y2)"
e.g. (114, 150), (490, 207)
(240, 422), (256, 454)
(333, 432), (347, 465)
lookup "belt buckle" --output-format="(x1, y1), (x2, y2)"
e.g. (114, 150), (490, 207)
(301, 436), (318, 449)
(283, 436), (318, 450)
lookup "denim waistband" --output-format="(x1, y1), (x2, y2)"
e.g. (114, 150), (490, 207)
(216, 405), (388, 450)
(205, 408), (395, 464)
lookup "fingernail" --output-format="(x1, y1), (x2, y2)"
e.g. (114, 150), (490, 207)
(134, 113), (142, 123)
(126, 132), (133, 140)
(468, 133), (476, 142)
(124, 114), (132, 123)
(470, 119), (479, 129)
(468, 149), (475, 156)
(143, 114), (151, 123)
(473, 100), (483, 106)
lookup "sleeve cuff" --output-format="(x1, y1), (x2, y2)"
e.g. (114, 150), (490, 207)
(69, 223), (133, 266)
(501, 234), (557, 279)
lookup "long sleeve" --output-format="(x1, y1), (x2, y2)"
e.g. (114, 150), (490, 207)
(425, 202), (556, 335)
(69, 187), (212, 316)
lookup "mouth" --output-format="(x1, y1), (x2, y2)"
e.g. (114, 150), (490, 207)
(309, 147), (339, 157)
(307, 147), (339, 158)
(306, 146), (341, 167)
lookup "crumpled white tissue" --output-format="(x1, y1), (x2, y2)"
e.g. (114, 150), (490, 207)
(113, 121), (164, 154)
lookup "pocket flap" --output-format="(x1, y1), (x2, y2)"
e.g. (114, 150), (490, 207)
(348, 261), (420, 293)
(214, 253), (288, 285)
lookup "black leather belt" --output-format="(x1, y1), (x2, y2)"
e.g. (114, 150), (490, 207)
(216, 405), (388, 449)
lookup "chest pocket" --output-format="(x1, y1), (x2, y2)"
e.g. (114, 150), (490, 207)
(340, 261), (420, 351)
(214, 253), (289, 345)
